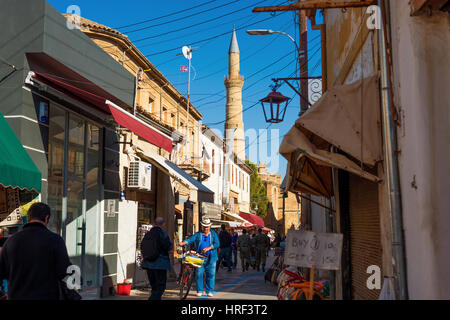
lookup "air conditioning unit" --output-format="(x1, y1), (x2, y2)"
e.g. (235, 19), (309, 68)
(128, 161), (152, 190)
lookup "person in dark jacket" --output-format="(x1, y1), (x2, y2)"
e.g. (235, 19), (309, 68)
(231, 232), (238, 269)
(0, 202), (73, 300)
(216, 224), (232, 272)
(141, 217), (173, 300)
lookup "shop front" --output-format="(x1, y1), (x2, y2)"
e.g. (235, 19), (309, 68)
(0, 111), (42, 234)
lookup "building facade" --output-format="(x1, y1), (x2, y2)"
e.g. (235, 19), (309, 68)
(201, 125), (252, 217)
(67, 15), (215, 292)
(280, 0), (449, 300)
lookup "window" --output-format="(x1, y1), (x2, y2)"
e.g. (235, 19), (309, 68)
(232, 165), (234, 184)
(212, 149), (215, 174)
(162, 107), (168, 123)
(171, 113), (176, 128)
(149, 97), (154, 113)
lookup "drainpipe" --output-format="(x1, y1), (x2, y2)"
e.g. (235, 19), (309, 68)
(133, 68), (143, 116)
(378, 0), (408, 300)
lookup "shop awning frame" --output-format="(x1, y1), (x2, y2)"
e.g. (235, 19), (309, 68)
(25, 71), (173, 153)
(135, 148), (214, 195)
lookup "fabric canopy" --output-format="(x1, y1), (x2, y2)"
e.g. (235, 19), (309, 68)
(29, 72), (173, 153)
(239, 212), (265, 227)
(296, 75), (382, 166)
(0, 112), (41, 192)
(279, 124), (380, 197)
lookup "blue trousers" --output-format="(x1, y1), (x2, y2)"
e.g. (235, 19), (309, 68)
(216, 247), (232, 271)
(232, 247), (238, 267)
(196, 256), (216, 294)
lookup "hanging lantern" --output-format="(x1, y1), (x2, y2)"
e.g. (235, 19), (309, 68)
(259, 90), (290, 123)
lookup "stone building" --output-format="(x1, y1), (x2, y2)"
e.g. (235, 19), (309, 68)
(258, 163), (300, 236)
(63, 14), (214, 294)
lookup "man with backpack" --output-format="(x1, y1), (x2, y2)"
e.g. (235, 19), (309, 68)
(216, 224), (232, 272)
(141, 217), (173, 300)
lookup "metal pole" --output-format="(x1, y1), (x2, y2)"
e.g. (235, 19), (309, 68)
(186, 50), (191, 161)
(298, 0), (312, 235)
(377, 0), (408, 300)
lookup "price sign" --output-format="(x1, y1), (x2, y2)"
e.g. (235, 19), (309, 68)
(284, 230), (343, 270)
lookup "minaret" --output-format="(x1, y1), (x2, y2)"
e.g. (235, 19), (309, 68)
(225, 26), (246, 160)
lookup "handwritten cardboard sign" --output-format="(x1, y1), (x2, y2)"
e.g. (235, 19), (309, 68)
(284, 230), (343, 270)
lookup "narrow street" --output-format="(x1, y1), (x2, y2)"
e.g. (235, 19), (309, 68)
(106, 251), (278, 300)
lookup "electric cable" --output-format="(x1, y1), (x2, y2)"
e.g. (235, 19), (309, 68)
(114, 0), (218, 29)
(124, 0), (243, 34)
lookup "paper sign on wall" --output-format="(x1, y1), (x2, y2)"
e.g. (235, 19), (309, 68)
(284, 230), (343, 270)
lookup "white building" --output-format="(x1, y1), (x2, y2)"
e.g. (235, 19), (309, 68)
(201, 125), (252, 215)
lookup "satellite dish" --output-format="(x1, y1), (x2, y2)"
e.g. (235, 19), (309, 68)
(182, 46), (192, 60)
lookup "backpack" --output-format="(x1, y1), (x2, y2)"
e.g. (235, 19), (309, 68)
(141, 228), (162, 262)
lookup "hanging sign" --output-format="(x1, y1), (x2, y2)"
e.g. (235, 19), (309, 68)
(284, 230), (343, 270)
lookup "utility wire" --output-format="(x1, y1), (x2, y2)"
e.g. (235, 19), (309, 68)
(114, 0), (218, 29)
(124, 0), (242, 34)
(141, 10), (289, 57)
(194, 40), (322, 107)
(133, 0), (271, 43)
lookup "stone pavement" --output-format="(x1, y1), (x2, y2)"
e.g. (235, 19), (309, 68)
(105, 250), (279, 300)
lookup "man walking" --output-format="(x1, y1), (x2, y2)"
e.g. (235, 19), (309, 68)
(255, 228), (270, 272)
(0, 202), (73, 300)
(231, 232), (238, 269)
(179, 218), (220, 297)
(237, 229), (251, 272)
(141, 217), (173, 300)
(216, 224), (232, 272)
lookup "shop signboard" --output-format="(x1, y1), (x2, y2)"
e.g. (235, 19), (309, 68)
(284, 230), (343, 270)
(201, 202), (221, 220)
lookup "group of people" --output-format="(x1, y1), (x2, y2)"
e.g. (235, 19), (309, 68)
(0, 203), (274, 301)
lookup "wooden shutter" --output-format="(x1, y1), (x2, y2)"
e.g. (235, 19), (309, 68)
(349, 174), (383, 300)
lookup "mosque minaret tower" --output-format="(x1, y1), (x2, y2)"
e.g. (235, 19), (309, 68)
(224, 26), (246, 160)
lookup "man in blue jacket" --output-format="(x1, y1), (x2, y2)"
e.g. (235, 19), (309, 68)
(179, 217), (219, 297)
(141, 217), (173, 300)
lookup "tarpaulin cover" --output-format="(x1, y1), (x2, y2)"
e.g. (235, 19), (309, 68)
(296, 75), (382, 166)
(280, 124), (380, 197)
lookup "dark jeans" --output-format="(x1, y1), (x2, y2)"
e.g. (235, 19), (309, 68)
(231, 247), (238, 267)
(146, 269), (167, 300)
(216, 247), (232, 271)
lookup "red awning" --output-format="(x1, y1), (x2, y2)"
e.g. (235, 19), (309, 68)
(107, 102), (173, 153)
(239, 212), (265, 227)
(29, 72), (173, 153)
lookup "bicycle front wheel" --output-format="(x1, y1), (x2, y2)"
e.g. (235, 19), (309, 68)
(179, 265), (194, 300)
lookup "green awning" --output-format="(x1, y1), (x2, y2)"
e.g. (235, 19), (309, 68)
(0, 112), (41, 192)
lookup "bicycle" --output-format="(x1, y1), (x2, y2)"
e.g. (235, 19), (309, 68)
(176, 246), (206, 300)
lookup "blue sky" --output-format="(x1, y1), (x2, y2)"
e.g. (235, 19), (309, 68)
(47, 0), (322, 176)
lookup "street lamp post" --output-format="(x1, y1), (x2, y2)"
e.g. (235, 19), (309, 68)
(246, 29), (303, 115)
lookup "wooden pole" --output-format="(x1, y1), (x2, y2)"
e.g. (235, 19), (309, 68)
(253, 0), (377, 12)
(309, 265), (315, 300)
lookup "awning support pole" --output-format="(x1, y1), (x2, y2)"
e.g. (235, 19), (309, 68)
(295, 192), (336, 212)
